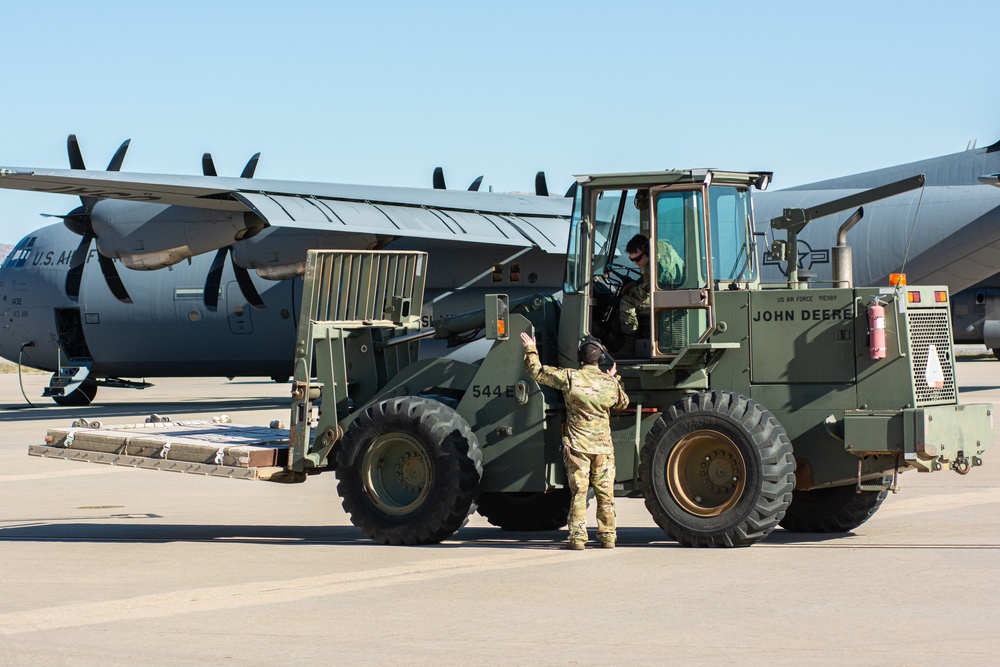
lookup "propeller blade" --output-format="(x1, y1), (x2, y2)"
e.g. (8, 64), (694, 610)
(467, 176), (484, 192)
(67, 134), (86, 170)
(433, 167), (446, 190)
(240, 153), (261, 179)
(202, 153), (217, 177)
(564, 181), (578, 199)
(535, 171), (549, 197)
(67, 134), (97, 209)
(105, 139), (131, 172)
(203, 247), (228, 309)
(97, 252), (133, 304)
(65, 233), (93, 300)
(229, 249), (266, 310)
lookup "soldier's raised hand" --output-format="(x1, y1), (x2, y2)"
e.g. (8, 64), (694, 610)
(520, 332), (536, 347)
(608, 362), (618, 377)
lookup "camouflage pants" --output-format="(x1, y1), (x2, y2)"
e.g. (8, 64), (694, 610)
(618, 279), (649, 336)
(563, 446), (616, 544)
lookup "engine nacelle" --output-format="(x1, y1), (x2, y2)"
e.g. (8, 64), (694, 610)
(91, 200), (259, 270)
(231, 227), (378, 280)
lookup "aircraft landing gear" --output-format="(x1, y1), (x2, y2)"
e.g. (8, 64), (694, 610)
(51, 380), (98, 406)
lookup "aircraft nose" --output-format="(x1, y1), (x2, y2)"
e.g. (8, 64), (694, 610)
(0, 266), (23, 363)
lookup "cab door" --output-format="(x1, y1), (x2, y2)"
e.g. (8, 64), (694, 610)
(648, 186), (713, 356)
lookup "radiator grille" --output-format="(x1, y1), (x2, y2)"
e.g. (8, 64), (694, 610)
(907, 310), (956, 406)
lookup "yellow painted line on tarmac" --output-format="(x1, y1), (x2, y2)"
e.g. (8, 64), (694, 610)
(0, 548), (598, 635)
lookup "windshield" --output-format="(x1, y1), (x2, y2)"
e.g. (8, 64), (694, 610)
(708, 185), (755, 282)
(592, 189), (641, 276)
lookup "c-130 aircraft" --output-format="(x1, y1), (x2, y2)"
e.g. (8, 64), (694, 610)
(0, 136), (571, 404)
(4, 134), (1000, 404)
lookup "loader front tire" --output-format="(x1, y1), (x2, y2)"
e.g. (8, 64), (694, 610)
(639, 391), (795, 547)
(779, 481), (888, 533)
(477, 489), (571, 531)
(335, 396), (482, 545)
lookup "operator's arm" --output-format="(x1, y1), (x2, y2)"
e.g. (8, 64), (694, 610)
(521, 333), (572, 390)
(612, 377), (630, 411)
(656, 240), (684, 285)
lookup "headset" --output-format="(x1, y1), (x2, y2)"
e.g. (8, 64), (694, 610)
(577, 335), (611, 365)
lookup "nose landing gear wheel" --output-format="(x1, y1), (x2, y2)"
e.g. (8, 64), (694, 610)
(51, 380), (98, 406)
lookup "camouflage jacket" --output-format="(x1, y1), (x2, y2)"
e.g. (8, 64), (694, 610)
(523, 344), (630, 455)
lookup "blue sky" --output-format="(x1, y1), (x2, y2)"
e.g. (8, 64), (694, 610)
(1, 1), (998, 242)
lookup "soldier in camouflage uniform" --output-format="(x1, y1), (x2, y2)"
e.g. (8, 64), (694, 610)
(520, 331), (630, 550)
(619, 233), (684, 340)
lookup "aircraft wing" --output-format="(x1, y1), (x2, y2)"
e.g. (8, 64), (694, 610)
(0, 167), (571, 253)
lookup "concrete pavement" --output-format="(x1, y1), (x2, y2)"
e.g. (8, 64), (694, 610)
(1, 363), (998, 666)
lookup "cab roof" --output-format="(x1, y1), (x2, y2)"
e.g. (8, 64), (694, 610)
(574, 169), (772, 190)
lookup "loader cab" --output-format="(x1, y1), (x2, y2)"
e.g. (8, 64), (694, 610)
(559, 170), (769, 364)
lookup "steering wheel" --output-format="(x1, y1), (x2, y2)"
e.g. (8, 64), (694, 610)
(605, 262), (642, 287)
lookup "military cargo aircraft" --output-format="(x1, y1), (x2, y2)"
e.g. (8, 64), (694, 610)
(0, 136), (569, 404)
(748, 138), (1000, 357)
(4, 135), (1000, 404)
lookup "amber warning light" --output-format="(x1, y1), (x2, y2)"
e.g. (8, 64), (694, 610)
(889, 273), (906, 286)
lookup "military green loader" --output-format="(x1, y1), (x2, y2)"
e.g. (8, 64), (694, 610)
(32, 169), (994, 548)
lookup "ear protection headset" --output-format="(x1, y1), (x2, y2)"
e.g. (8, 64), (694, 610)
(578, 335), (610, 364)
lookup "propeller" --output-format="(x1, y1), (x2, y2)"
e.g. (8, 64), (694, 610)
(63, 134), (133, 304)
(433, 167), (484, 191)
(534, 171), (549, 197)
(201, 152), (265, 311)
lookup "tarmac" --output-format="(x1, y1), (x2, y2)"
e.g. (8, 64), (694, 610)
(1, 360), (999, 666)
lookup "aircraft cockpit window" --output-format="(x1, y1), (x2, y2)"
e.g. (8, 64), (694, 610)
(3, 236), (35, 269)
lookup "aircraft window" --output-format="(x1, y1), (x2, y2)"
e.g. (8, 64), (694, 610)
(709, 186), (755, 282)
(175, 288), (207, 300)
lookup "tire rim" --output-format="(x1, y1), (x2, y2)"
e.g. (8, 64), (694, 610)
(667, 430), (746, 517)
(361, 433), (432, 515)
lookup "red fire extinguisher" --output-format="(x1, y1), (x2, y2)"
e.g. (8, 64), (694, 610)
(868, 299), (886, 360)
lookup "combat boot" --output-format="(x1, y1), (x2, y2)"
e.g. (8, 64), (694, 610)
(600, 539), (615, 549)
(566, 540), (585, 550)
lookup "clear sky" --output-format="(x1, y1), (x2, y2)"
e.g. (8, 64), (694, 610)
(0, 0), (998, 242)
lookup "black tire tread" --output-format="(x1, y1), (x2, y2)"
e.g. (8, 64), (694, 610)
(639, 391), (796, 547)
(52, 381), (97, 406)
(335, 396), (482, 545)
(779, 482), (888, 533)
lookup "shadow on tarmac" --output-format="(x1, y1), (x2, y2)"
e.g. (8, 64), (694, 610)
(0, 397), (288, 422)
(0, 520), (853, 549)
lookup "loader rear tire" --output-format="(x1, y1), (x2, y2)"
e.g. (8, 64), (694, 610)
(639, 391), (795, 547)
(335, 396), (482, 545)
(779, 481), (888, 533)
(477, 489), (571, 531)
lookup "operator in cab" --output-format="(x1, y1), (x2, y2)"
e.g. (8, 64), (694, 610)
(520, 332), (629, 550)
(617, 191), (684, 356)
(618, 235), (684, 358)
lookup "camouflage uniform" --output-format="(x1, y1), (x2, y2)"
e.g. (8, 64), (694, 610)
(523, 344), (630, 546)
(620, 240), (684, 335)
